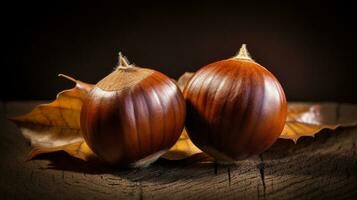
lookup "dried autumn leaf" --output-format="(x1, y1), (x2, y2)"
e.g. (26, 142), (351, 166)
(10, 74), (97, 160)
(280, 103), (357, 142)
(26, 141), (96, 161)
(162, 128), (202, 160)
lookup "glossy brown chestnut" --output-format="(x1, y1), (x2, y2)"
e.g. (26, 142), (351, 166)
(80, 53), (186, 167)
(183, 44), (287, 163)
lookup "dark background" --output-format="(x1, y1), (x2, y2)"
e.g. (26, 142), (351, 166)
(2, 1), (357, 102)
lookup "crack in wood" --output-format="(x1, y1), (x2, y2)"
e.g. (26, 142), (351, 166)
(108, 183), (120, 186)
(139, 182), (143, 200)
(258, 154), (266, 199)
(227, 167), (231, 186)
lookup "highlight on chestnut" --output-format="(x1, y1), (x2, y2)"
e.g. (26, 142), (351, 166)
(183, 44), (287, 164)
(80, 53), (186, 168)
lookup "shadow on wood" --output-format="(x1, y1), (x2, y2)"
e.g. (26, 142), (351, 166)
(30, 151), (219, 181)
(28, 127), (357, 184)
(264, 127), (357, 178)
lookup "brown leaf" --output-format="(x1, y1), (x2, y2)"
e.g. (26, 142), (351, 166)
(162, 128), (202, 160)
(27, 141), (96, 161)
(280, 103), (357, 142)
(10, 74), (96, 160)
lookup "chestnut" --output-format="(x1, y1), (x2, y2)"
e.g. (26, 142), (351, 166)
(183, 44), (287, 164)
(80, 53), (186, 167)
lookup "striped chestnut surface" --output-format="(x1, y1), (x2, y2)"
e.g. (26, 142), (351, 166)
(80, 53), (185, 168)
(184, 44), (287, 164)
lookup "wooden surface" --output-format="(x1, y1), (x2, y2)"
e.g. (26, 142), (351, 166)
(0, 101), (357, 200)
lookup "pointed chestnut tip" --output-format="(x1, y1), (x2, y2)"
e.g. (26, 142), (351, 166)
(117, 52), (131, 69)
(233, 43), (254, 61)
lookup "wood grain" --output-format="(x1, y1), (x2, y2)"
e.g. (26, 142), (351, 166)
(1, 101), (357, 200)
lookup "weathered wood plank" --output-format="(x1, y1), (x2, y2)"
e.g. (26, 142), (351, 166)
(137, 157), (262, 200)
(261, 103), (357, 200)
(264, 129), (357, 199)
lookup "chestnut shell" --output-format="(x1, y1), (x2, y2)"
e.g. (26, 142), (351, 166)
(81, 67), (186, 166)
(184, 59), (287, 162)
